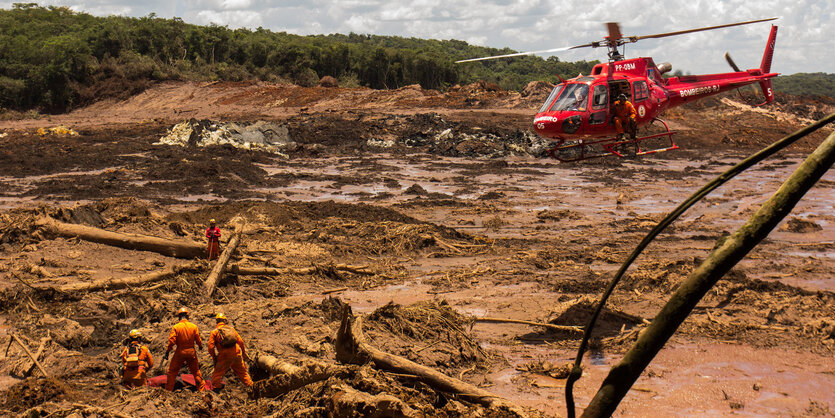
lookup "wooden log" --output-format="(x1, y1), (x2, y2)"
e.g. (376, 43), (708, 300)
(204, 221), (243, 296)
(36, 216), (204, 259)
(473, 317), (583, 334)
(11, 333), (48, 377)
(335, 305), (527, 417)
(229, 264), (372, 276)
(251, 355), (344, 399)
(53, 262), (202, 293)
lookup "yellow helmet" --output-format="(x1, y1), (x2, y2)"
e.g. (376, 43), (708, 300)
(209, 219), (216, 224)
(129, 329), (142, 339)
(215, 313), (227, 322)
(177, 307), (189, 316)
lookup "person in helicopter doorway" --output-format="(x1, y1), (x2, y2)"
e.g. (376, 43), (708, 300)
(611, 93), (637, 141)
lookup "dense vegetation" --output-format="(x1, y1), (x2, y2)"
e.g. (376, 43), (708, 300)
(1, 4), (831, 113)
(772, 73), (835, 99)
(0, 4), (597, 112)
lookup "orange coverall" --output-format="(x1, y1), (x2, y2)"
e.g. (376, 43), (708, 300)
(208, 324), (253, 390)
(121, 342), (153, 388)
(612, 99), (637, 138)
(165, 318), (205, 391)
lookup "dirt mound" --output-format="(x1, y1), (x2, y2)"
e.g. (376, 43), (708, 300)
(319, 76), (338, 88)
(2, 378), (74, 412)
(781, 217), (823, 233)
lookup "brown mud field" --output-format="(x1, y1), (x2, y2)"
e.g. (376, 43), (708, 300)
(0, 81), (833, 417)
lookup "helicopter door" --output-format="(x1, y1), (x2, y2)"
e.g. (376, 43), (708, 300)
(585, 84), (609, 135)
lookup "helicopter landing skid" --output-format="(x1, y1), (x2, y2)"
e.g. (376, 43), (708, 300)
(546, 120), (677, 162)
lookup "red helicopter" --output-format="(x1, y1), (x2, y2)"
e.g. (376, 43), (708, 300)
(457, 18), (779, 161)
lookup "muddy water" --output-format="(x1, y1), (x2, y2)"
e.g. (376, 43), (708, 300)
(253, 153), (835, 292)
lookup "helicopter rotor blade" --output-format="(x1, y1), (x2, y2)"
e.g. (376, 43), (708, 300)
(724, 52), (761, 99)
(631, 18), (777, 42)
(724, 52), (742, 72)
(455, 44), (592, 63)
(606, 22), (623, 43)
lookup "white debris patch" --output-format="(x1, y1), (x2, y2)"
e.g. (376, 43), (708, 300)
(156, 119), (296, 154)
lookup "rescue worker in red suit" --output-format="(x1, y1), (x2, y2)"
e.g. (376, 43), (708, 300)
(208, 313), (253, 392)
(164, 307), (206, 391)
(611, 93), (637, 140)
(120, 329), (153, 388)
(206, 219), (221, 260)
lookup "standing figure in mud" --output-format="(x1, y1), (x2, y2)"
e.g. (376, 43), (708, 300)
(206, 219), (221, 260)
(120, 329), (153, 388)
(611, 93), (637, 140)
(164, 307), (206, 391)
(208, 313), (253, 392)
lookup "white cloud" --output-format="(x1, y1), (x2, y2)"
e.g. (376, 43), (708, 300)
(0, 0), (831, 74)
(195, 9), (262, 27)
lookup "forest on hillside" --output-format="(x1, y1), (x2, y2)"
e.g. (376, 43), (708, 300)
(1, 4), (832, 114)
(0, 4), (597, 112)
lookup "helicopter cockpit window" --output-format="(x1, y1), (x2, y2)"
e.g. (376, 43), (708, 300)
(539, 84), (564, 113)
(591, 85), (608, 110)
(632, 80), (649, 102)
(549, 84), (589, 112)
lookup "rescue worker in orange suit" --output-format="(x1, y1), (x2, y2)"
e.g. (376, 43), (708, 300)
(208, 313), (253, 392)
(206, 219), (221, 260)
(164, 307), (206, 391)
(120, 329), (153, 388)
(611, 93), (637, 140)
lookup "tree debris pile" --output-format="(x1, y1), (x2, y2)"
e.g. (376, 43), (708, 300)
(365, 301), (490, 372)
(256, 364), (497, 417)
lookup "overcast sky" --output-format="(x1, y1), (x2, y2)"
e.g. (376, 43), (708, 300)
(3, 0), (832, 75)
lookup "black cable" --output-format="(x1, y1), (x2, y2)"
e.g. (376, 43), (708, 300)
(565, 112), (835, 418)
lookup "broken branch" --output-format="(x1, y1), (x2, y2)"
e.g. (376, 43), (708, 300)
(11, 333), (48, 377)
(205, 220), (244, 296)
(229, 264), (372, 276)
(51, 262), (202, 293)
(473, 317), (583, 334)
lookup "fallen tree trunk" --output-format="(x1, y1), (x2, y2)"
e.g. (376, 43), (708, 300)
(335, 305), (527, 417)
(229, 264), (372, 276)
(52, 262), (202, 293)
(36, 217), (204, 259)
(251, 355), (344, 399)
(473, 317), (583, 334)
(204, 221), (243, 296)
